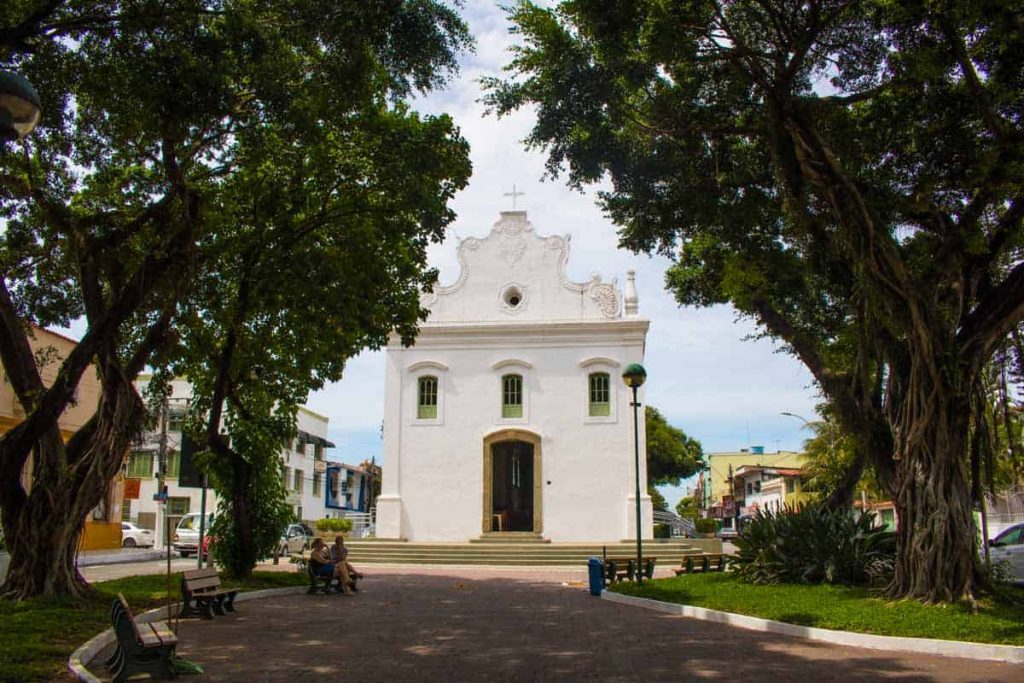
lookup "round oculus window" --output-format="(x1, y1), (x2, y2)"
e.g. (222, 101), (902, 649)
(503, 286), (523, 308)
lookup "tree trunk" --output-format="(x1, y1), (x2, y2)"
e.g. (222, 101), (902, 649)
(888, 369), (977, 603)
(225, 456), (256, 579)
(1, 362), (146, 600)
(0, 433), (92, 598)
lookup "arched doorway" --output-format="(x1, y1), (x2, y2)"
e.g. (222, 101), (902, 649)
(482, 430), (542, 534)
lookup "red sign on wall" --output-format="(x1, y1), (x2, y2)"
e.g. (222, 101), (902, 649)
(123, 478), (141, 500)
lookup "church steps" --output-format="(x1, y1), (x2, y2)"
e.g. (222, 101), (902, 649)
(342, 539), (719, 566)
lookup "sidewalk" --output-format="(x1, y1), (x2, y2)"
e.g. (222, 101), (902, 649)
(88, 567), (1024, 682)
(76, 547), (167, 567)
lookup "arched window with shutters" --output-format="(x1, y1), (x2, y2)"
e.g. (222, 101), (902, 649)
(417, 376), (438, 419)
(588, 372), (610, 416)
(502, 374), (523, 418)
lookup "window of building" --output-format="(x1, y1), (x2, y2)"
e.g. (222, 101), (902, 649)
(588, 372), (610, 416)
(166, 451), (180, 479)
(502, 374), (523, 418)
(314, 444), (323, 461)
(121, 499), (132, 522)
(293, 468), (303, 493)
(313, 472), (322, 496)
(754, 480), (761, 492)
(746, 482), (753, 495)
(418, 376), (438, 419)
(283, 466), (291, 489)
(786, 479), (796, 494)
(167, 414), (185, 433)
(296, 440), (306, 455)
(126, 451), (154, 479)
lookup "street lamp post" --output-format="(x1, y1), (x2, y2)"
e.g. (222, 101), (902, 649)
(622, 363), (647, 586)
(0, 70), (42, 142)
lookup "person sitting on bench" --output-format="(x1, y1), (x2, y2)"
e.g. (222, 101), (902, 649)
(309, 538), (354, 595)
(330, 536), (364, 582)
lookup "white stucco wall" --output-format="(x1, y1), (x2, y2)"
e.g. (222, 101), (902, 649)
(378, 211), (652, 542)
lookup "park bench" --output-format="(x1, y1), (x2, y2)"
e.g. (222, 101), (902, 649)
(290, 551), (309, 571)
(673, 553), (728, 575)
(602, 557), (657, 585)
(306, 556), (360, 594)
(108, 593), (178, 683)
(180, 567), (239, 619)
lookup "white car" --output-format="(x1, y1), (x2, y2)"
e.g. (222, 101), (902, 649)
(173, 512), (215, 557)
(989, 523), (1024, 585)
(121, 522), (155, 548)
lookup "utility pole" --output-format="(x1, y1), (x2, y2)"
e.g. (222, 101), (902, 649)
(155, 398), (169, 549)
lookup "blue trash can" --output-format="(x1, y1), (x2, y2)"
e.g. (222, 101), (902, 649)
(587, 557), (604, 596)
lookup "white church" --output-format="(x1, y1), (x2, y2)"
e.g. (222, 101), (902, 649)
(376, 209), (652, 542)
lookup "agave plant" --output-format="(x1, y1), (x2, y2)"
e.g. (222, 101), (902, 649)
(732, 505), (895, 586)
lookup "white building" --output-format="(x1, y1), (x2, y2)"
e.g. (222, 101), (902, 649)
(377, 210), (652, 542)
(126, 378), (334, 543)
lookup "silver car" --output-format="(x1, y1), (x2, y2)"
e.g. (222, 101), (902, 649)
(173, 512), (215, 558)
(989, 523), (1024, 585)
(279, 523), (315, 556)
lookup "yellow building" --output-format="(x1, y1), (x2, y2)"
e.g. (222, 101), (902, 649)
(695, 448), (805, 533)
(0, 326), (121, 550)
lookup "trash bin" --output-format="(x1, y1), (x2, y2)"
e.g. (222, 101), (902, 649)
(587, 557), (604, 596)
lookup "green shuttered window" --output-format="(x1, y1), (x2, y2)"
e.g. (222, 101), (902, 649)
(502, 374), (523, 418)
(417, 376), (438, 419)
(589, 372), (610, 416)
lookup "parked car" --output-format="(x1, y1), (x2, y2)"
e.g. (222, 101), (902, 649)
(200, 534), (216, 563)
(989, 523), (1024, 585)
(173, 512), (215, 558)
(279, 522), (315, 556)
(120, 522), (155, 548)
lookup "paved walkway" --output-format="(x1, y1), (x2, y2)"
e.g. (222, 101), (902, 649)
(90, 567), (1023, 682)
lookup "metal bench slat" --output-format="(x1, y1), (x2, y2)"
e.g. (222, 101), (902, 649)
(186, 576), (222, 591)
(149, 620), (179, 646)
(183, 567), (220, 580)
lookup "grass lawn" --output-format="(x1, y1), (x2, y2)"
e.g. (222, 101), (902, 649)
(0, 570), (307, 682)
(610, 573), (1024, 646)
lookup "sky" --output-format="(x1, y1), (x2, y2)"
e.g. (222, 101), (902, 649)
(302, 1), (821, 510)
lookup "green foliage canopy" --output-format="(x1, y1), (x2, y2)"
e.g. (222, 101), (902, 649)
(0, 0), (471, 596)
(486, 0), (1024, 603)
(645, 406), (703, 486)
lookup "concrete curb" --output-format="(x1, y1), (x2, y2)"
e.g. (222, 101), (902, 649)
(68, 585), (308, 682)
(600, 591), (1024, 664)
(75, 549), (167, 567)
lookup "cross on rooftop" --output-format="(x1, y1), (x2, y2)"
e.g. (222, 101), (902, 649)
(503, 184), (525, 210)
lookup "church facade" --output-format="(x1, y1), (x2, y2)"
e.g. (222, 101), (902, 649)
(376, 211), (652, 542)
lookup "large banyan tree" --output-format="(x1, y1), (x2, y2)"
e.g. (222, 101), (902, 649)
(0, 0), (471, 600)
(486, 0), (1024, 602)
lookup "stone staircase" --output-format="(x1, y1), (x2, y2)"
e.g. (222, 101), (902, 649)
(342, 537), (720, 566)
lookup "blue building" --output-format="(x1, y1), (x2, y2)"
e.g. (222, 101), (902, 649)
(324, 461), (376, 516)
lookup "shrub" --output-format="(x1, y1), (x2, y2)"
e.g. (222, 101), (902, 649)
(732, 505), (895, 587)
(315, 517), (353, 533)
(653, 523), (671, 539)
(694, 517), (719, 534)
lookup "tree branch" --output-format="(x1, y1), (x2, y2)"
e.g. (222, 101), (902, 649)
(959, 260), (1024, 370)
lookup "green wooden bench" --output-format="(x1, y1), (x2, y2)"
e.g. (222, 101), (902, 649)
(674, 553), (728, 575)
(180, 567), (239, 619)
(108, 593), (178, 683)
(602, 557), (657, 585)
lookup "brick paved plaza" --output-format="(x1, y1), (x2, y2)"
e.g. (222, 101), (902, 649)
(91, 566), (1024, 682)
